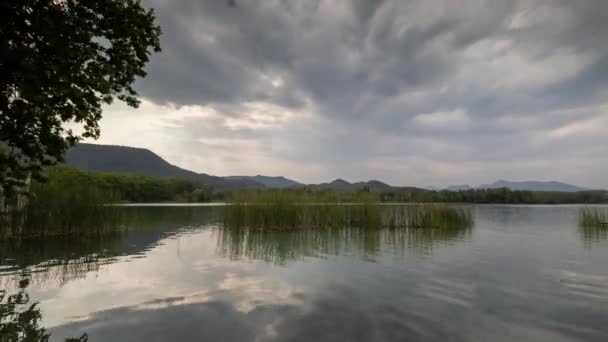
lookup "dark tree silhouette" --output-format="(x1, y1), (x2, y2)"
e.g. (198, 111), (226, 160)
(0, 0), (161, 195)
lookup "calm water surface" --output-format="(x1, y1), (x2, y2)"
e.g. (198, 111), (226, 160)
(1, 205), (608, 341)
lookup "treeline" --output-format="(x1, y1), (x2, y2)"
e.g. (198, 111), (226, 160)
(380, 188), (608, 204)
(227, 188), (379, 204)
(226, 188), (608, 204)
(35, 166), (216, 203)
(6, 167), (608, 205)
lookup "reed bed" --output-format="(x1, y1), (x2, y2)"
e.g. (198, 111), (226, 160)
(221, 192), (473, 231)
(579, 208), (608, 228)
(382, 205), (473, 230)
(1, 173), (123, 239)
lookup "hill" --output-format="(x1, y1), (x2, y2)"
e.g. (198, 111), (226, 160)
(310, 179), (426, 193)
(67, 144), (592, 194)
(225, 175), (304, 189)
(65, 144), (264, 191)
(439, 180), (591, 192)
(478, 180), (588, 192)
(445, 184), (472, 191)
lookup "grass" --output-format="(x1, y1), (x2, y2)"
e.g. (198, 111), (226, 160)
(221, 191), (473, 231)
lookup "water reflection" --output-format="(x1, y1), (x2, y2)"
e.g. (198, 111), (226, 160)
(579, 225), (608, 244)
(217, 225), (472, 265)
(48, 287), (467, 342)
(0, 207), (220, 288)
(1, 205), (607, 342)
(0, 274), (87, 342)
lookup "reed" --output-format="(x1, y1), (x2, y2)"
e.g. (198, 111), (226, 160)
(0, 168), (123, 239)
(383, 205), (474, 230)
(221, 192), (473, 231)
(579, 208), (608, 228)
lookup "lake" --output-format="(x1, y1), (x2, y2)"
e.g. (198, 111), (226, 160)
(1, 205), (608, 341)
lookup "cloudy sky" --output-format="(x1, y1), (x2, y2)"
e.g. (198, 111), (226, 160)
(91, 0), (608, 188)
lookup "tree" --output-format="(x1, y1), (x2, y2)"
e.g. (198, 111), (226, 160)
(0, 0), (161, 195)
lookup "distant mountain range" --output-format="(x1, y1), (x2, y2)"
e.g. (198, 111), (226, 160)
(225, 175), (304, 189)
(478, 180), (588, 192)
(445, 184), (472, 191)
(433, 180), (590, 192)
(66, 143), (594, 193)
(308, 179), (423, 193)
(66, 144), (264, 191)
(65, 144), (427, 193)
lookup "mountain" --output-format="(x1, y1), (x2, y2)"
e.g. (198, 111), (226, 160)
(311, 179), (425, 193)
(313, 179), (354, 191)
(225, 175), (304, 189)
(64, 144), (428, 193)
(438, 180), (589, 192)
(65, 143), (264, 191)
(68, 144), (589, 194)
(478, 180), (588, 192)
(353, 180), (396, 192)
(445, 184), (472, 191)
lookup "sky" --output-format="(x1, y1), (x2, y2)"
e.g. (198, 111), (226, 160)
(90, 0), (608, 188)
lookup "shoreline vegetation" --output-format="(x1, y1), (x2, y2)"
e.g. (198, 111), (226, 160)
(1, 166), (607, 239)
(0, 166), (218, 239)
(2, 166), (607, 206)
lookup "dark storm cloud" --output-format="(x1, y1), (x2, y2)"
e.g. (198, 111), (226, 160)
(137, 0), (305, 108)
(137, 0), (607, 119)
(116, 0), (608, 187)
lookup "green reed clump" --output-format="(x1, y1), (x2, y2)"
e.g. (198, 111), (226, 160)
(222, 191), (473, 231)
(223, 190), (383, 230)
(579, 208), (608, 228)
(384, 205), (473, 230)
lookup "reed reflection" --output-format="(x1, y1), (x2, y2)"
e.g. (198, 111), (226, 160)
(217, 225), (472, 265)
(0, 206), (219, 288)
(579, 225), (608, 244)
